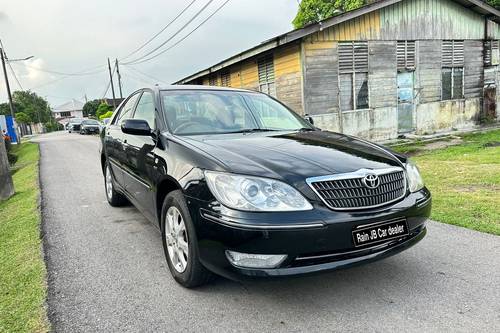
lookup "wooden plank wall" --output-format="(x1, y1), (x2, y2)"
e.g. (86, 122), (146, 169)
(464, 40), (484, 99)
(368, 41), (397, 108)
(274, 44), (303, 113)
(418, 40), (442, 103)
(303, 41), (339, 115)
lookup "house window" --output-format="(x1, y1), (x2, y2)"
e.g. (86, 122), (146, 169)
(484, 40), (499, 66)
(257, 55), (276, 97)
(208, 75), (218, 86)
(220, 69), (231, 87)
(60, 111), (71, 117)
(338, 41), (369, 111)
(441, 40), (464, 100)
(397, 41), (416, 71)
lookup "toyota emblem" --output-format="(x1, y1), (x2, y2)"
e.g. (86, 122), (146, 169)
(363, 173), (380, 189)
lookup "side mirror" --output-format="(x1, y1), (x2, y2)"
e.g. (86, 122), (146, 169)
(304, 114), (314, 125)
(121, 119), (152, 136)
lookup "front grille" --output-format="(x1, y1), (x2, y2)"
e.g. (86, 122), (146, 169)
(307, 168), (406, 210)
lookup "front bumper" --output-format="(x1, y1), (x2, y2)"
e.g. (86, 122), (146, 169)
(187, 188), (431, 280)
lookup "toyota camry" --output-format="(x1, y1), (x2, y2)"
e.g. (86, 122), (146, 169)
(99, 86), (431, 288)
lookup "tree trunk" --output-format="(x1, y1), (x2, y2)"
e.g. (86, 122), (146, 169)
(0, 135), (14, 200)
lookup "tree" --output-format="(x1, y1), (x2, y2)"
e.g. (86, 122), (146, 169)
(0, 134), (14, 200)
(99, 111), (114, 120)
(83, 99), (101, 117)
(293, 0), (366, 28)
(15, 112), (31, 124)
(95, 102), (112, 119)
(486, 0), (500, 9)
(0, 91), (51, 124)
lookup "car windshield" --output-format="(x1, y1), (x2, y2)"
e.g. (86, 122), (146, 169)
(161, 90), (313, 135)
(82, 120), (100, 125)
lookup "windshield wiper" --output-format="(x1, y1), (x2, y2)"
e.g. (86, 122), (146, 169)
(223, 128), (279, 134)
(296, 127), (316, 132)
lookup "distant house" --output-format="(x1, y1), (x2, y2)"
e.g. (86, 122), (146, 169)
(52, 99), (84, 125)
(175, 0), (500, 141)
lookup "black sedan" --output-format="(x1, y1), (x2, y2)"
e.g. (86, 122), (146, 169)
(80, 119), (101, 135)
(99, 86), (431, 288)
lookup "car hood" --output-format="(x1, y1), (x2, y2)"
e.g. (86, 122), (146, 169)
(178, 130), (403, 182)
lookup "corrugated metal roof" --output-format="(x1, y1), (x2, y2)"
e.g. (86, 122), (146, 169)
(173, 0), (500, 85)
(52, 99), (85, 113)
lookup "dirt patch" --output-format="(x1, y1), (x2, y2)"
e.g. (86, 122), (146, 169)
(422, 138), (463, 151)
(483, 141), (500, 147)
(454, 184), (500, 193)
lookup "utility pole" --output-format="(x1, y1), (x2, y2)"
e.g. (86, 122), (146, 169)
(0, 47), (20, 143)
(107, 58), (117, 109)
(115, 59), (123, 99)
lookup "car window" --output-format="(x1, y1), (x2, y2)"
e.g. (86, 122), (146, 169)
(162, 91), (258, 134)
(114, 93), (140, 125)
(133, 91), (155, 128)
(160, 90), (311, 135)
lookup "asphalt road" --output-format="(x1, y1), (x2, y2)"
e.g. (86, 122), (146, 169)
(37, 131), (500, 332)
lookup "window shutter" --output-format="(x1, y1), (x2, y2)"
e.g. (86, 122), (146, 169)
(258, 55), (275, 84)
(339, 41), (368, 73)
(397, 41), (415, 70)
(442, 40), (464, 67)
(338, 42), (354, 74)
(209, 75), (217, 86)
(220, 69), (231, 87)
(484, 40), (499, 66)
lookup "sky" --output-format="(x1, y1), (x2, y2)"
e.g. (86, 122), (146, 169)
(0, 0), (299, 107)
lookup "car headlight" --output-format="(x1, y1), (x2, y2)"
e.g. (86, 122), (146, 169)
(405, 159), (424, 192)
(204, 171), (313, 212)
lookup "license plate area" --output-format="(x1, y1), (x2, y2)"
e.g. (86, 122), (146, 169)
(352, 218), (409, 247)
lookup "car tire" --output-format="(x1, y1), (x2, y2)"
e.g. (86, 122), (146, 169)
(161, 190), (214, 288)
(104, 162), (127, 207)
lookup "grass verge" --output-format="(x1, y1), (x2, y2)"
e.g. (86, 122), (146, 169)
(0, 143), (49, 332)
(391, 129), (500, 235)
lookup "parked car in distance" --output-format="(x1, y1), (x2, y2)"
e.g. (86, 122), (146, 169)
(100, 86), (431, 288)
(67, 118), (84, 133)
(80, 119), (101, 135)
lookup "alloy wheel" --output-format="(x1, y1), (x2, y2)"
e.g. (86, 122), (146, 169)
(105, 166), (113, 200)
(165, 206), (189, 273)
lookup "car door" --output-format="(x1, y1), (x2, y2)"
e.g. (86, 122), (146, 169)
(122, 90), (158, 221)
(105, 92), (141, 189)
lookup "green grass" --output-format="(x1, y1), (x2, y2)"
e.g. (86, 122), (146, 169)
(0, 143), (49, 332)
(392, 129), (500, 235)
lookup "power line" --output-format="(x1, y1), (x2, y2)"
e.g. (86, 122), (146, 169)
(127, 0), (232, 65)
(120, 0), (198, 61)
(7, 61), (23, 90)
(124, 65), (170, 85)
(122, 0), (215, 65)
(120, 71), (152, 86)
(11, 62), (106, 76)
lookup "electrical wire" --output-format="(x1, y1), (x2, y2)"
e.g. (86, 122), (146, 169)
(124, 65), (170, 85)
(12, 62), (106, 76)
(120, 0), (198, 61)
(7, 60), (23, 90)
(122, 0), (215, 65)
(127, 0), (231, 65)
(121, 71), (152, 86)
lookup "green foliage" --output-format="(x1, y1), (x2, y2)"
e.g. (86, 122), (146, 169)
(0, 91), (53, 125)
(99, 111), (114, 120)
(486, 0), (500, 9)
(293, 0), (366, 28)
(83, 99), (101, 117)
(0, 143), (49, 332)
(14, 112), (31, 124)
(96, 102), (113, 119)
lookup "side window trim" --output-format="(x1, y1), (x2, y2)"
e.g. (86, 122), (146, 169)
(113, 91), (142, 125)
(132, 89), (156, 129)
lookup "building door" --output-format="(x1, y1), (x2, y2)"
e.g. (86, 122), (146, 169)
(483, 84), (497, 122)
(397, 72), (415, 133)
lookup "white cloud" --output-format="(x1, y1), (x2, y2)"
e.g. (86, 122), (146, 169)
(0, 0), (299, 106)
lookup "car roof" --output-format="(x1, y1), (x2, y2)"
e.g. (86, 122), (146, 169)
(150, 84), (261, 94)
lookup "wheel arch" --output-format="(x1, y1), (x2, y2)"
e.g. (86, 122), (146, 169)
(156, 177), (183, 227)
